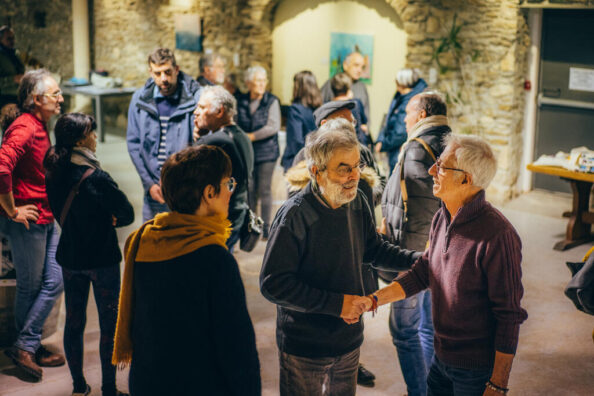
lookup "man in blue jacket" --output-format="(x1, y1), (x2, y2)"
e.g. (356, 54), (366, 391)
(127, 48), (201, 221)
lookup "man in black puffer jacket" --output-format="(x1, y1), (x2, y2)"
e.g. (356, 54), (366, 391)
(378, 92), (450, 396)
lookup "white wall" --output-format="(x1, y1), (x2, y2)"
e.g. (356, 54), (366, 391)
(271, 0), (407, 137)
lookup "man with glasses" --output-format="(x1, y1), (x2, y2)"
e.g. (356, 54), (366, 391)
(127, 48), (201, 221)
(377, 91), (450, 396)
(372, 134), (527, 396)
(260, 118), (420, 396)
(193, 85), (253, 251)
(0, 69), (65, 380)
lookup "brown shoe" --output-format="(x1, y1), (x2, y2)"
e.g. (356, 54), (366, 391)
(35, 345), (65, 367)
(4, 347), (43, 379)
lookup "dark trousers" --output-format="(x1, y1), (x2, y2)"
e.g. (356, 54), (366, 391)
(249, 160), (276, 230)
(63, 266), (121, 393)
(427, 355), (492, 396)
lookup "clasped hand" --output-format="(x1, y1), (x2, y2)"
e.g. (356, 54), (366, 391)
(340, 294), (372, 324)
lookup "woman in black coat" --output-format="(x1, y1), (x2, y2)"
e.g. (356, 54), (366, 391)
(44, 113), (134, 396)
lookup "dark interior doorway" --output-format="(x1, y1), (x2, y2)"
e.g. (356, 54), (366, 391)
(535, 9), (594, 193)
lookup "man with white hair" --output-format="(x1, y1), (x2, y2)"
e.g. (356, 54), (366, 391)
(194, 85), (253, 250)
(371, 135), (528, 395)
(376, 68), (427, 174)
(0, 69), (65, 379)
(321, 52), (370, 123)
(260, 118), (419, 396)
(196, 52), (226, 87)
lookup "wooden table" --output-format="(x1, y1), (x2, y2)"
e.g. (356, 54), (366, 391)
(61, 85), (137, 142)
(527, 164), (594, 250)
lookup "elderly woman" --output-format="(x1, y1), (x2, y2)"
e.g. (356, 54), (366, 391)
(113, 145), (261, 396)
(236, 66), (280, 239)
(280, 70), (321, 172)
(376, 69), (427, 174)
(0, 69), (65, 379)
(44, 113), (134, 396)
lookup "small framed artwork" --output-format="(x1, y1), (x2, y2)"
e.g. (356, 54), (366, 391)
(329, 32), (374, 84)
(175, 13), (202, 52)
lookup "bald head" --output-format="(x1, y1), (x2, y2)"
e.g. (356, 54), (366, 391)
(342, 52), (365, 81)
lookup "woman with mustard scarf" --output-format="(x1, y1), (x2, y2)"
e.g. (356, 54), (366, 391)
(112, 145), (261, 395)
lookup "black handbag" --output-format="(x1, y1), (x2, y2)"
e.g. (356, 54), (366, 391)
(239, 208), (264, 252)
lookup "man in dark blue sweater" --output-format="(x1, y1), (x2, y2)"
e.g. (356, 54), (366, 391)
(260, 118), (420, 396)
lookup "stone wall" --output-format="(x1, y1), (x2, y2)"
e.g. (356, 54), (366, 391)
(92, 0), (535, 202)
(93, 0), (201, 86)
(390, 0), (531, 202)
(0, 0), (73, 80)
(199, 0), (531, 202)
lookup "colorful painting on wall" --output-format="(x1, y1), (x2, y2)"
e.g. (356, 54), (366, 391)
(175, 14), (202, 52)
(329, 32), (374, 84)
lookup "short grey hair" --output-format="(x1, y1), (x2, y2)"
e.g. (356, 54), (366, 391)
(202, 85), (237, 118)
(396, 68), (420, 88)
(199, 53), (224, 73)
(244, 66), (267, 83)
(445, 134), (497, 190)
(17, 69), (51, 113)
(305, 118), (360, 175)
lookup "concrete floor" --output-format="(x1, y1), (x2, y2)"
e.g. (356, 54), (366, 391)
(1, 133), (593, 395)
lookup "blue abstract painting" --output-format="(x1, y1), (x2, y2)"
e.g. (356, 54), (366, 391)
(329, 32), (374, 84)
(175, 14), (202, 52)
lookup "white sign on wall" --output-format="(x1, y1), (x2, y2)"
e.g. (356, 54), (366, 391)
(569, 67), (594, 92)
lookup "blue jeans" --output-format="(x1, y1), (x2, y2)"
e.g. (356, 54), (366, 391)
(279, 348), (359, 396)
(142, 194), (169, 222)
(0, 218), (63, 353)
(427, 355), (492, 396)
(389, 289), (434, 396)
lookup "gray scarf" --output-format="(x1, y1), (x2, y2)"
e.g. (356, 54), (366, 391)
(71, 147), (101, 169)
(396, 115), (449, 164)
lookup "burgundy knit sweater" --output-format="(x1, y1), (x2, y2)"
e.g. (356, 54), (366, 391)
(397, 190), (528, 369)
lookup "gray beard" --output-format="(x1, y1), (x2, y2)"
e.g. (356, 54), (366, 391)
(319, 173), (358, 207)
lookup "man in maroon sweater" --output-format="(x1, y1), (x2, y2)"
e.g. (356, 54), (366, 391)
(373, 134), (527, 396)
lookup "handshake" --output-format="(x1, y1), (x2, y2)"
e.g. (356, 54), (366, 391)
(340, 294), (377, 324)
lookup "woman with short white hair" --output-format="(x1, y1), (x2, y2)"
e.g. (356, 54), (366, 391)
(376, 68), (427, 174)
(236, 66), (281, 239)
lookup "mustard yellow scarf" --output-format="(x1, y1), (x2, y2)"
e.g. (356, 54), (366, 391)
(112, 211), (232, 366)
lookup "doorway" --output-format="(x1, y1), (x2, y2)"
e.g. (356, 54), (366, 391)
(535, 9), (594, 193)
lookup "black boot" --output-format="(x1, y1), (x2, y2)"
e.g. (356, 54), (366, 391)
(357, 363), (375, 387)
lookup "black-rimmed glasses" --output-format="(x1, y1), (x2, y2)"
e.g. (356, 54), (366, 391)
(434, 157), (466, 174)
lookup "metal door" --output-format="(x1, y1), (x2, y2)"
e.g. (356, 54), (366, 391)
(535, 9), (594, 192)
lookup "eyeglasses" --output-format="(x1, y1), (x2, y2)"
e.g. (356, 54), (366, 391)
(434, 157), (466, 174)
(323, 161), (365, 177)
(43, 90), (63, 99)
(222, 177), (237, 193)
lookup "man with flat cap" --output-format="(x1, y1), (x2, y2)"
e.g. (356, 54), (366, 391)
(289, 100), (384, 207)
(285, 99), (385, 387)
